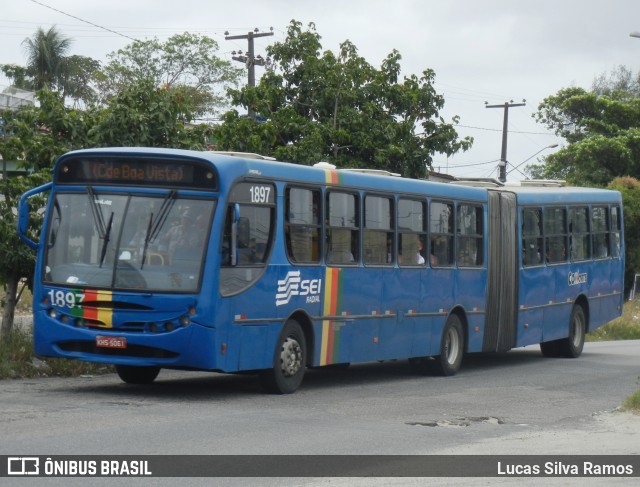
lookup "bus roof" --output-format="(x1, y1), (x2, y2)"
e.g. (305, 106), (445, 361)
(491, 185), (621, 205)
(58, 147), (489, 202)
(56, 147), (620, 205)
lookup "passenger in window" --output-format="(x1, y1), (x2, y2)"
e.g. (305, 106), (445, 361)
(417, 239), (426, 265)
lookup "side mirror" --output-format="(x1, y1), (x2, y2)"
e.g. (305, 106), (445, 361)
(18, 182), (53, 251)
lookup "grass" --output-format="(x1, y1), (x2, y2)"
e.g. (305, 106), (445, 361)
(621, 390), (640, 414)
(586, 299), (640, 341)
(0, 328), (112, 380)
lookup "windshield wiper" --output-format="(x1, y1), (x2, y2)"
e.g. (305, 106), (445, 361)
(140, 190), (176, 270)
(86, 188), (114, 268)
(99, 211), (114, 268)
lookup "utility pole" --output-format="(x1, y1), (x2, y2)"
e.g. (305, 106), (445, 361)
(225, 28), (274, 121)
(485, 100), (526, 182)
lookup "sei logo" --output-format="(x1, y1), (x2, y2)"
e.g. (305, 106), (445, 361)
(276, 271), (322, 306)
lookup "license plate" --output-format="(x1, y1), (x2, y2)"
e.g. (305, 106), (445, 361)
(96, 336), (127, 349)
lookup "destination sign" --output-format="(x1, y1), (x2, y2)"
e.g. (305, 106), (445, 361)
(56, 156), (217, 190)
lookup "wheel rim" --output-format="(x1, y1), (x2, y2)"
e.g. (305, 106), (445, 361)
(444, 328), (461, 365)
(572, 312), (585, 348)
(280, 336), (303, 377)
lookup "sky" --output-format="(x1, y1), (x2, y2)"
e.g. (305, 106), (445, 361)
(2, 0), (640, 181)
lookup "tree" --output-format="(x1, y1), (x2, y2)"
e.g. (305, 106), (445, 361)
(593, 65), (640, 99)
(97, 33), (242, 118)
(0, 90), (90, 341)
(22, 26), (73, 91)
(530, 84), (640, 186)
(215, 21), (472, 178)
(89, 79), (213, 148)
(0, 64), (33, 91)
(1, 90), (93, 172)
(0, 81), (215, 338)
(608, 177), (640, 293)
(2, 27), (101, 106)
(0, 172), (49, 342)
(58, 55), (101, 106)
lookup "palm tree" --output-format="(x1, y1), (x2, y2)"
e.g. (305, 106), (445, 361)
(22, 26), (72, 90)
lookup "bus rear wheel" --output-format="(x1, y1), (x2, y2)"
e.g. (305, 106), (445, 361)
(116, 365), (160, 384)
(558, 305), (586, 358)
(260, 319), (306, 394)
(433, 314), (465, 376)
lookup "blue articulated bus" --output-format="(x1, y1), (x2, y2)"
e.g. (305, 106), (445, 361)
(17, 148), (624, 393)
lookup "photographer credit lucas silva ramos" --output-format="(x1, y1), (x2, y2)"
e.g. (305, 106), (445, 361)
(498, 460), (634, 476)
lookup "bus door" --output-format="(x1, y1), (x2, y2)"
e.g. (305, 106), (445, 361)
(395, 198), (429, 359)
(542, 206), (570, 342)
(519, 206), (547, 346)
(484, 191), (518, 352)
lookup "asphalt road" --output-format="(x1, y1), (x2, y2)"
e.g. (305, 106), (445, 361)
(1, 340), (638, 485)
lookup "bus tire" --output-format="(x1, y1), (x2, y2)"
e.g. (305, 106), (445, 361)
(260, 319), (306, 394)
(116, 365), (160, 384)
(558, 305), (586, 358)
(433, 314), (464, 376)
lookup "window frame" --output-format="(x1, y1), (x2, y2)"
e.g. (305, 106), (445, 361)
(429, 199), (455, 267)
(569, 206), (591, 262)
(363, 193), (394, 267)
(591, 205), (610, 260)
(456, 202), (484, 268)
(284, 185), (322, 265)
(325, 190), (360, 266)
(544, 206), (568, 264)
(397, 197), (428, 268)
(219, 180), (276, 296)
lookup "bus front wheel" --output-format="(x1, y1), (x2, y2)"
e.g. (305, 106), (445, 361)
(434, 314), (465, 376)
(260, 319), (307, 394)
(116, 365), (160, 384)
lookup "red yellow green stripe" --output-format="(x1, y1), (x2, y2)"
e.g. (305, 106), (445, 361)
(320, 267), (343, 365)
(320, 167), (344, 365)
(325, 169), (342, 185)
(70, 289), (113, 328)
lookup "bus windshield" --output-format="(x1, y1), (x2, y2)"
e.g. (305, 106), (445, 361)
(44, 191), (215, 292)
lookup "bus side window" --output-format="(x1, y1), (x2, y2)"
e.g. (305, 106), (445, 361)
(430, 201), (454, 266)
(364, 195), (393, 266)
(611, 206), (622, 258)
(544, 207), (567, 263)
(285, 187), (321, 263)
(522, 207), (543, 266)
(398, 198), (426, 267)
(220, 182), (275, 296)
(591, 206), (610, 259)
(569, 207), (590, 261)
(457, 204), (483, 267)
(326, 191), (359, 265)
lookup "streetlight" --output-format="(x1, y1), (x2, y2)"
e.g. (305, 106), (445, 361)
(630, 32), (640, 39)
(507, 143), (559, 179)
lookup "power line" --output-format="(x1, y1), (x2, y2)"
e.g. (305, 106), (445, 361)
(455, 124), (553, 135)
(29, 0), (138, 42)
(441, 159), (500, 168)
